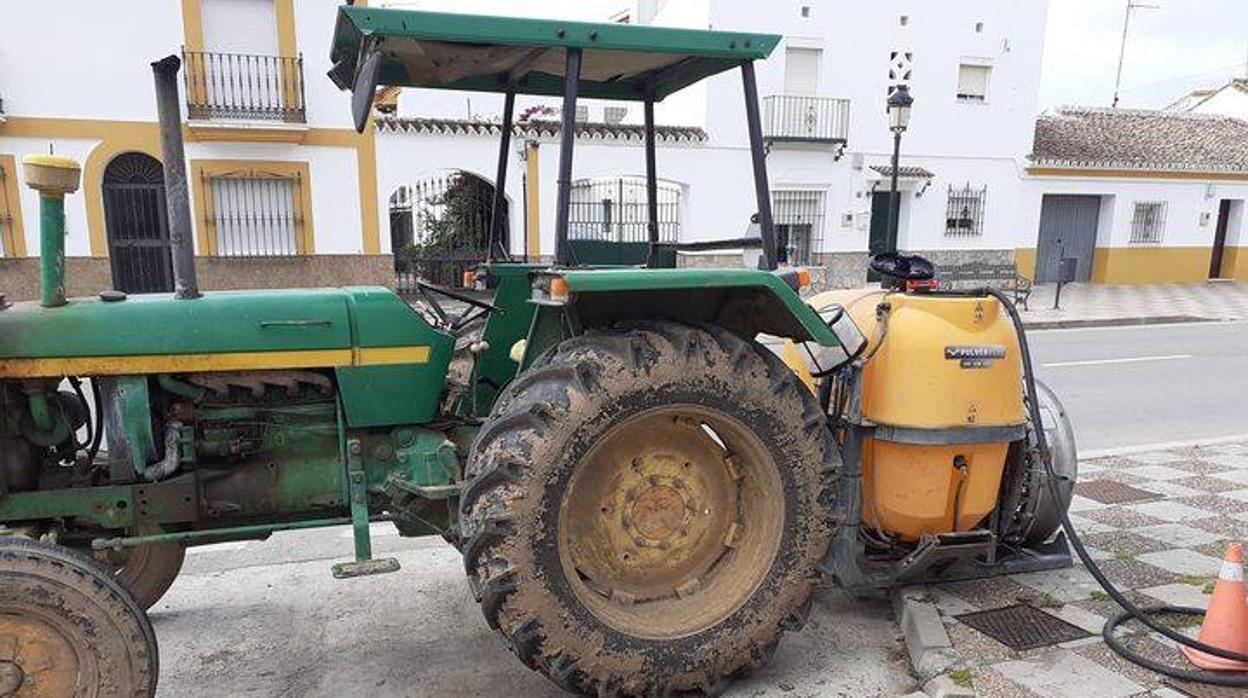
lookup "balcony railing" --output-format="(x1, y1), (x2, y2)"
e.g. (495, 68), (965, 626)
(763, 95), (850, 144)
(183, 50), (306, 123)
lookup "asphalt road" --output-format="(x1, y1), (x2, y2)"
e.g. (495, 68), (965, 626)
(1029, 320), (1248, 451)
(150, 319), (1248, 696)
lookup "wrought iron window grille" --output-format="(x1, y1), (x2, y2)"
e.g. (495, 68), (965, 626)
(945, 184), (987, 237)
(1130, 201), (1167, 243)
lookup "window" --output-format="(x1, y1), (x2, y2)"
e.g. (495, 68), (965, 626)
(0, 155), (24, 258)
(975, 21), (984, 33)
(193, 161), (312, 256)
(604, 106), (627, 125)
(575, 105), (589, 123)
(1130, 201), (1167, 243)
(800, 5), (811, 18)
(957, 64), (991, 102)
(945, 184), (987, 236)
(899, 14), (909, 26)
(784, 47), (822, 96)
(771, 190), (826, 265)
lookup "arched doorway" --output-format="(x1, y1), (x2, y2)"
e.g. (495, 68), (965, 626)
(389, 170), (508, 289)
(103, 152), (173, 293)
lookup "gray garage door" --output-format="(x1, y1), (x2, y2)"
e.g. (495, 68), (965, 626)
(1036, 195), (1100, 282)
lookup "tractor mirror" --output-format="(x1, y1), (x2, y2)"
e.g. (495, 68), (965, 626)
(351, 48), (383, 133)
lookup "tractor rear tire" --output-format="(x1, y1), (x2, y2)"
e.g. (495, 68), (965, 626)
(460, 322), (836, 696)
(0, 536), (159, 697)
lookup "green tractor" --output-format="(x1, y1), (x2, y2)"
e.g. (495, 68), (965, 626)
(0, 6), (1076, 697)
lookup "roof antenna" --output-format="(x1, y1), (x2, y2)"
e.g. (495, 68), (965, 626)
(1111, 0), (1160, 108)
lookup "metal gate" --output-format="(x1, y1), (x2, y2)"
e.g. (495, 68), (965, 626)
(103, 153), (173, 293)
(1036, 195), (1100, 283)
(565, 176), (680, 265)
(390, 171), (506, 289)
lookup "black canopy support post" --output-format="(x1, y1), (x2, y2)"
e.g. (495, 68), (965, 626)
(488, 87), (516, 263)
(644, 94), (660, 268)
(741, 61), (778, 271)
(554, 48), (583, 267)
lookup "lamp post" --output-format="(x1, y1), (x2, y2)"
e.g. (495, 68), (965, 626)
(884, 85), (913, 261)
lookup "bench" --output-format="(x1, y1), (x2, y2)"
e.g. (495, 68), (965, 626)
(937, 261), (1033, 310)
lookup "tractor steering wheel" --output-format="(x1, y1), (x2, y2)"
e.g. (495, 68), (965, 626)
(869, 253), (935, 283)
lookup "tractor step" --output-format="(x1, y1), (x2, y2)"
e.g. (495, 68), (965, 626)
(331, 557), (401, 579)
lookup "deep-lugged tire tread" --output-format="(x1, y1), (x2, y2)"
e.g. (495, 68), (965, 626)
(460, 321), (838, 696)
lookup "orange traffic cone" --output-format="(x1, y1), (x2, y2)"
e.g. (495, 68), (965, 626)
(1180, 541), (1248, 671)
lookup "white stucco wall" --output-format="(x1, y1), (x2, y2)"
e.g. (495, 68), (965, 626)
(1190, 87), (1248, 119)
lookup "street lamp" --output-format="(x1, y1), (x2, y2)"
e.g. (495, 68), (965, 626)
(883, 85), (913, 268)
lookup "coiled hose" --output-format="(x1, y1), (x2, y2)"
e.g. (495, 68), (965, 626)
(984, 287), (1248, 687)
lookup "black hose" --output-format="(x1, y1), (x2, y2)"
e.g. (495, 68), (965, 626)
(983, 287), (1248, 687)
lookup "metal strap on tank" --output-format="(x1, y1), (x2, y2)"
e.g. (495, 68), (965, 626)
(872, 423), (1027, 445)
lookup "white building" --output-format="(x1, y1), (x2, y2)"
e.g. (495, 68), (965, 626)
(0, 0), (386, 300)
(1164, 78), (1248, 119)
(1020, 108), (1248, 284)
(376, 0), (1050, 287)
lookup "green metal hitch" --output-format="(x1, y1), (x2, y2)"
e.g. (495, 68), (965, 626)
(331, 438), (401, 579)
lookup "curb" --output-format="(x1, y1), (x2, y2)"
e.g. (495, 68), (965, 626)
(1021, 314), (1216, 330)
(891, 586), (972, 696)
(1081, 433), (1248, 459)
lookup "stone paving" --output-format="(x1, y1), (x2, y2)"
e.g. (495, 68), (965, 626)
(922, 440), (1248, 697)
(1022, 282), (1248, 327)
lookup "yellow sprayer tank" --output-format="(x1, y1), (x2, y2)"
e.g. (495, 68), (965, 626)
(807, 288), (1025, 541)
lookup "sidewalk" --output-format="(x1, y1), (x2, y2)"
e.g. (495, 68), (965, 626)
(1021, 282), (1248, 328)
(909, 440), (1248, 697)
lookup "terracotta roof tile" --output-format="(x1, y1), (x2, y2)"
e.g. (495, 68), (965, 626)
(1031, 107), (1248, 172)
(376, 116), (707, 144)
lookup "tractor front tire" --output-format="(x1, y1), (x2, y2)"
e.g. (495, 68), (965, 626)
(0, 536), (159, 697)
(461, 322), (836, 695)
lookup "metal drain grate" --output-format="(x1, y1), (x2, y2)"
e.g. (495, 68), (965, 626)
(1162, 678), (1248, 698)
(955, 604), (1090, 651)
(1074, 479), (1162, 505)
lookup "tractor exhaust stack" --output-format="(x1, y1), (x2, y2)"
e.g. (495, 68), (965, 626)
(151, 55), (200, 300)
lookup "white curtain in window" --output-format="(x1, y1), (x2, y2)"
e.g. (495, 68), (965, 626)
(210, 176), (299, 256)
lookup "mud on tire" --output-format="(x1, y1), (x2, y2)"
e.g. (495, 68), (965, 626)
(460, 322), (837, 695)
(0, 536), (159, 697)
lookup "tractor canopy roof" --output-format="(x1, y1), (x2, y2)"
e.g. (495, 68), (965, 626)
(328, 5), (780, 101)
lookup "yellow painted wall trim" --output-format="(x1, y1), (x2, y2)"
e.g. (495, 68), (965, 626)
(1090, 246), (1217, 284)
(0, 156), (29, 257)
(525, 141), (540, 258)
(180, 0), (204, 51)
(186, 123), (308, 143)
(0, 345), (430, 379)
(1214, 246), (1248, 281)
(1012, 248), (1036, 280)
(190, 159), (315, 256)
(356, 121), (381, 255)
(0, 118), (371, 259)
(1028, 166), (1248, 182)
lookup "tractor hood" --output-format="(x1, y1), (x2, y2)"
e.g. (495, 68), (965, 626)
(0, 287), (455, 427)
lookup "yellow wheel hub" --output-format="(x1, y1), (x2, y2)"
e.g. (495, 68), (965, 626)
(559, 406), (785, 639)
(0, 611), (89, 697)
